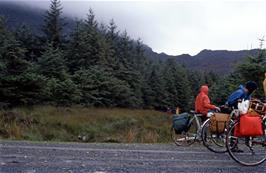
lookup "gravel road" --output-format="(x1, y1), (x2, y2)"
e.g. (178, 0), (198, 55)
(0, 140), (265, 173)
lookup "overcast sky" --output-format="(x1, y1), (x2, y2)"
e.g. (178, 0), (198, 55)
(12, 0), (266, 55)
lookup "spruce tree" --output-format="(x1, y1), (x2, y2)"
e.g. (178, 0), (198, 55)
(107, 19), (119, 42)
(45, 77), (80, 105)
(37, 43), (80, 105)
(73, 66), (133, 107)
(83, 8), (100, 66)
(66, 20), (88, 73)
(37, 43), (67, 80)
(162, 59), (193, 111)
(188, 71), (205, 98)
(0, 17), (46, 106)
(43, 0), (65, 47)
(144, 62), (167, 109)
(15, 24), (41, 62)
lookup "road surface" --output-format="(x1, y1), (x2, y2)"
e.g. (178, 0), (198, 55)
(0, 140), (265, 173)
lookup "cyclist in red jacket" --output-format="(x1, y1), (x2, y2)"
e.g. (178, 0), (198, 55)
(195, 85), (220, 121)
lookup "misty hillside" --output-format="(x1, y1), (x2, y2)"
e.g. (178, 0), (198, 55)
(0, 2), (44, 33)
(0, 1), (74, 34)
(0, 1), (259, 74)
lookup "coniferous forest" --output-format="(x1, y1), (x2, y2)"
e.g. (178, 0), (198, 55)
(0, 0), (265, 112)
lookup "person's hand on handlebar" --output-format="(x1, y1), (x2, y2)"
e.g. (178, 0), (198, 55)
(215, 106), (221, 112)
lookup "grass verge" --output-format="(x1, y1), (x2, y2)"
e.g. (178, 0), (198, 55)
(0, 106), (172, 143)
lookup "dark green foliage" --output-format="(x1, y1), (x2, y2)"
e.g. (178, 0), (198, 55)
(0, 1), (265, 110)
(37, 43), (67, 80)
(0, 16), (46, 106)
(143, 62), (167, 109)
(42, 0), (64, 47)
(65, 20), (90, 73)
(44, 78), (80, 105)
(187, 71), (204, 99)
(37, 43), (80, 105)
(235, 50), (266, 98)
(73, 66), (133, 107)
(162, 59), (192, 111)
(209, 76), (231, 105)
(15, 24), (42, 62)
(0, 73), (46, 106)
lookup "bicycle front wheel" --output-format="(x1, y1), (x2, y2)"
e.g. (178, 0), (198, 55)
(171, 117), (198, 146)
(201, 118), (228, 153)
(226, 121), (266, 166)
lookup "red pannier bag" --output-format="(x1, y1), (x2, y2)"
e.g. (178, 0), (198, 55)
(234, 114), (263, 137)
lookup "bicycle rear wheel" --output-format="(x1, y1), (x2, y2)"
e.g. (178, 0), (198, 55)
(171, 117), (198, 146)
(226, 121), (266, 166)
(201, 119), (228, 153)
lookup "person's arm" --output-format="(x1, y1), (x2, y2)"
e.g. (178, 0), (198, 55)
(227, 90), (244, 106)
(203, 96), (216, 110)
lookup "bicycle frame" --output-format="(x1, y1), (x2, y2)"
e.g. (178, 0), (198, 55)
(188, 112), (207, 139)
(171, 110), (232, 147)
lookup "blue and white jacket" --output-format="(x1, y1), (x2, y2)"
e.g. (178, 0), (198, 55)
(226, 85), (251, 108)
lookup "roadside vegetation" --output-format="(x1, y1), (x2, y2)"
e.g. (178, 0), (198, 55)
(0, 0), (265, 144)
(0, 106), (172, 143)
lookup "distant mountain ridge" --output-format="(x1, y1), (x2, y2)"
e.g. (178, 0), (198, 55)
(0, 2), (259, 74)
(144, 46), (259, 74)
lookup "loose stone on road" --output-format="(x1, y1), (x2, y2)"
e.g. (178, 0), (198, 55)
(0, 141), (265, 173)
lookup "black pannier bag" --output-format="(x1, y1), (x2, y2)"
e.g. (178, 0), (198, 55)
(172, 113), (190, 134)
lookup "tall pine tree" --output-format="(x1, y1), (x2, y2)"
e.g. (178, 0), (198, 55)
(43, 0), (65, 47)
(0, 17), (46, 106)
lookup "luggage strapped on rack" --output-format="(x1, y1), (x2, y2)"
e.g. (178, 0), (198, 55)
(209, 113), (230, 134)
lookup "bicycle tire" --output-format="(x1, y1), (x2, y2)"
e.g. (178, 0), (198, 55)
(201, 118), (228, 153)
(171, 117), (198, 146)
(226, 120), (266, 166)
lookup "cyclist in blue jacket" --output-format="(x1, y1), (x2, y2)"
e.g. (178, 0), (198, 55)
(226, 81), (258, 109)
(226, 81), (258, 153)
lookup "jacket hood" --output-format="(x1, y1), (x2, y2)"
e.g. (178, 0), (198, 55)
(200, 85), (209, 94)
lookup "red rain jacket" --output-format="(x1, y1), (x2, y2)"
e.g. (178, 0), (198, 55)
(195, 85), (216, 115)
